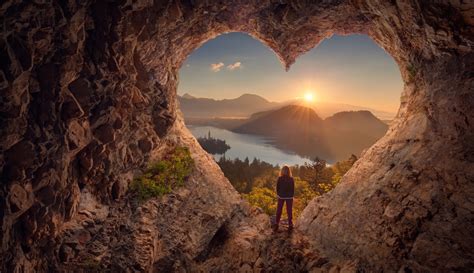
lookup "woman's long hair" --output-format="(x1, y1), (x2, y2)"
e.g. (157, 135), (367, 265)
(280, 165), (292, 177)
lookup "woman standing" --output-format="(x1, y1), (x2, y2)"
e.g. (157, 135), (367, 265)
(274, 165), (295, 232)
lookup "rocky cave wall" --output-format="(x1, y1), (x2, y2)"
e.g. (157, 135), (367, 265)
(1, 0), (473, 272)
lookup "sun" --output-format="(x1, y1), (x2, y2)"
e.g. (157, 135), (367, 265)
(303, 92), (315, 102)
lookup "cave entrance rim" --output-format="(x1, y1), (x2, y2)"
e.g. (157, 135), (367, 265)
(176, 30), (404, 220)
(171, 29), (410, 83)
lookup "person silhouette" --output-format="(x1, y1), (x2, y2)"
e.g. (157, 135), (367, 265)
(273, 165), (294, 232)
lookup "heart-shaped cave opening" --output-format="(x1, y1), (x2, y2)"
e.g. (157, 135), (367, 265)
(173, 31), (402, 221)
(2, 1), (471, 272)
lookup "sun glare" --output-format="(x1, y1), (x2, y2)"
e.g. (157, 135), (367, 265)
(304, 92), (315, 102)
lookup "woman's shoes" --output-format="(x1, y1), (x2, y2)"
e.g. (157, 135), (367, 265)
(272, 225), (279, 233)
(272, 225), (293, 233)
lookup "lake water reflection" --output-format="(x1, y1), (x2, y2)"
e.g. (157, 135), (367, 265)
(188, 125), (311, 166)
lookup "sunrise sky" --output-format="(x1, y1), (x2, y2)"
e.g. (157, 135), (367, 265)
(178, 33), (403, 113)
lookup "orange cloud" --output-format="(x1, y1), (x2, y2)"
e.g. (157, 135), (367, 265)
(210, 62), (224, 72)
(227, 61), (242, 70)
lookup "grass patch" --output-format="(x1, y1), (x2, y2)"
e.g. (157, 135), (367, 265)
(131, 146), (194, 202)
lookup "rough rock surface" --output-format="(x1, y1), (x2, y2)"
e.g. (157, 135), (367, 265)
(1, 0), (473, 272)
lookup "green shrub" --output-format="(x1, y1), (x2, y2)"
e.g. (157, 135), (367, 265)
(244, 187), (277, 216)
(131, 146), (194, 202)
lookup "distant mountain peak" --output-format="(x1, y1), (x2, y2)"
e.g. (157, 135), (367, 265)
(181, 93), (196, 99)
(326, 110), (378, 120)
(274, 104), (322, 116)
(280, 104), (312, 111)
(235, 93), (270, 103)
(238, 93), (263, 98)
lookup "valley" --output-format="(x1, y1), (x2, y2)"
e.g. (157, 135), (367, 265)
(180, 94), (389, 162)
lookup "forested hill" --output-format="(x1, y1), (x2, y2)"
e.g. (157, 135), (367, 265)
(324, 110), (388, 135)
(233, 105), (388, 161)
(323, 110), (388, 160)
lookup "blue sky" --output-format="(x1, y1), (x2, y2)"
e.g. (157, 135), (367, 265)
(178, 33), (403, 113)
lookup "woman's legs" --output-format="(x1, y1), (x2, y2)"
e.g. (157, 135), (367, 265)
(275, 198), (285, 226)
(285, 199), (293, 228)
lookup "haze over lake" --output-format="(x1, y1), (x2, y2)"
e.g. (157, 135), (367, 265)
(180, 33), (399, 166)
(188, 125), (311, 166)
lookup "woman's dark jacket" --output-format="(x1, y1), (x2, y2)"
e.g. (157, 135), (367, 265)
(276, 175), (295, 198)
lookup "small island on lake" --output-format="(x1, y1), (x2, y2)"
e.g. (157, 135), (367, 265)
(197, 131), (231, 155)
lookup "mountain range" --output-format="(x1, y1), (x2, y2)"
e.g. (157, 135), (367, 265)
(178, 93), (396, 120)
(178, 93), (280, 118)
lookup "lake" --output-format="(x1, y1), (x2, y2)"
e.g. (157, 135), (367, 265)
(188, 125), (311, 166)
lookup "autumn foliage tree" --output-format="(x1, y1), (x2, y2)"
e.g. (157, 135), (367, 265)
(219, 155), (358, 219)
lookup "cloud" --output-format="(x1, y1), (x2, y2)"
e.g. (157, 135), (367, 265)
(210, 62), (224, 72)
(226, 61), (242, 70)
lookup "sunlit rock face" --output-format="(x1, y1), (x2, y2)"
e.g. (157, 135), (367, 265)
(1, 1), (473, 272)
